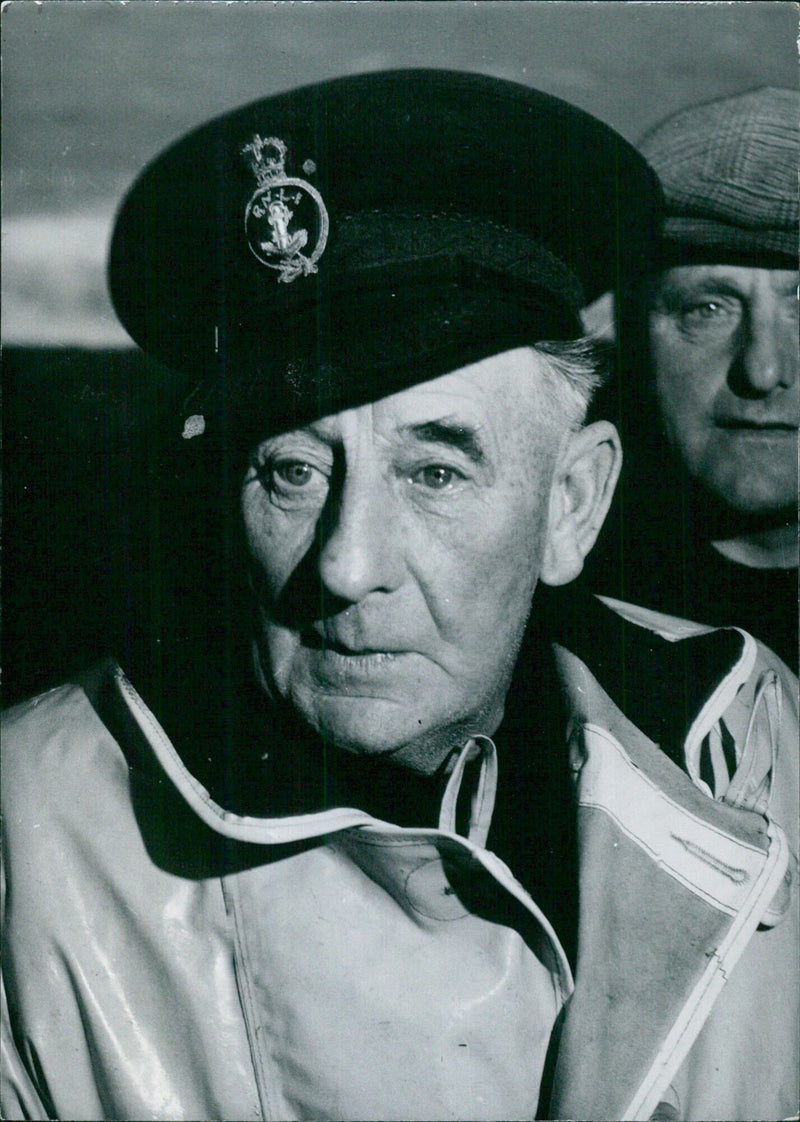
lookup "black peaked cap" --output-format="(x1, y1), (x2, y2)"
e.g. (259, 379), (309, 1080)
(109, 69), (661, 439)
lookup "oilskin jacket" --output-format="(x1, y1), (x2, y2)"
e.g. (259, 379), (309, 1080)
(2, 599), (798, 1122)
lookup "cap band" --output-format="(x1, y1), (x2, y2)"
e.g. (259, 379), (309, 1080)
(659, 216), (797, 266)
(333, 210), (585, 309)
(640, 87), (798, 267)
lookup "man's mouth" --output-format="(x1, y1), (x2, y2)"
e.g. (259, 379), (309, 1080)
(296, 629), (413, 688)
(301, 628), (400, 658)
(716, 419), (797, 432)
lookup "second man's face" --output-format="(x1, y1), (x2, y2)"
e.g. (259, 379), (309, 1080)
(241, 348), (565, 774)
(648, 264), (799, 517)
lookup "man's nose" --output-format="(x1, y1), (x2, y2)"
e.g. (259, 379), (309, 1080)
(317, 474), (403, 603)
(738, 306), (798, 395)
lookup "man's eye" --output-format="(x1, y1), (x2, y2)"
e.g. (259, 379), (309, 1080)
(274, 460), (316, 487)
(411, 465), (464, 490)
(259, 457), (330, 504)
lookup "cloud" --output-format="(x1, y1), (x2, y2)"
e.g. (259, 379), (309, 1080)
(2, 210), (133, 347)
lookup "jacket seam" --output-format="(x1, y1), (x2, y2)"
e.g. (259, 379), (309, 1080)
(223, 875), (279, 1122)
(581, 724), (768, 854)
(623, 819), (789, 1121)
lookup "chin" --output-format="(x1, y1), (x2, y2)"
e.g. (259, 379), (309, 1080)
(698, 462), (797, 520)
(302, 694), (471, 775)
(715, 445), (795, 509)
(305, 693), (425, 751)
(713, 484), (797, 519)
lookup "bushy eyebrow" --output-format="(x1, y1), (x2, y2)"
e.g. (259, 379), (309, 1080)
(656, 278), (745, 302)
(655, 274), (799, 304)
(400, 420), (487, 465)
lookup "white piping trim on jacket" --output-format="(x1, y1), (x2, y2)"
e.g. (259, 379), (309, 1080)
(741, 670), (781, 815)
(595, 596), (716, 641)
(438, 735), (498, 847)
(578, 725), (769, 915)
(113, 666), (378, 843)
(683, 629), (757, 796)
(347, 825), (576, 1003)
(623, 818), (789, 1122)
(473, 845), (574, 1001)
(109, 595), (756, 848)
(113, 665), (575, 998)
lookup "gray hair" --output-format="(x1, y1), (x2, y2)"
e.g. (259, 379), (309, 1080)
(533, 337), (609, 430)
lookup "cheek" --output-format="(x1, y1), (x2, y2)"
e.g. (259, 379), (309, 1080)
(421, 495), (545, 642)
(492, 506), (546, 607)
(241, 488), (315, 598)
(652, 338), (718, 440)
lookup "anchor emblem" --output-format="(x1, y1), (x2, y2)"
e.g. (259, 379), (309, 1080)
(242, 135), (328, 283)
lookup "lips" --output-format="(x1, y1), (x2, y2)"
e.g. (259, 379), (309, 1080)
(298, 631), (417, 692)
(302, 625), (403, 657)
(716, 419), (797, 431)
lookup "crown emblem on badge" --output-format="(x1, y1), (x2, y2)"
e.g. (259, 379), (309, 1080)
(242, 135), (329, 283)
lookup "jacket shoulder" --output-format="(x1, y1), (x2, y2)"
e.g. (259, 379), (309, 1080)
(599, 593), (798, 686)
(2, 662), (130, 818)
(598, 594), (720, 641)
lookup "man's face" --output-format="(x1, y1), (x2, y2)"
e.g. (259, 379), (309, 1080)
(648, 265), (799, 516)
(241, 348), (564, 773)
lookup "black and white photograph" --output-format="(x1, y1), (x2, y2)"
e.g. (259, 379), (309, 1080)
(2, 3), (798, 1120)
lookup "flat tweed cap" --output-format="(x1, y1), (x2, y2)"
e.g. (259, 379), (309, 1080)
(109, 69), (660, 439)
(639, 87), (799, 268)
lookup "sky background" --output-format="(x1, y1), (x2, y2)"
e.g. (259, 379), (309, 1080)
(2, 0), (797, 346)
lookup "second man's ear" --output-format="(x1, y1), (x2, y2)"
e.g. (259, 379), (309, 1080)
(539, 420), (622, 587)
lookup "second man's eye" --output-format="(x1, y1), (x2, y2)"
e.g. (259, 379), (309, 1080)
(677, 297), (741, 335)
(683, 301), (726, 321)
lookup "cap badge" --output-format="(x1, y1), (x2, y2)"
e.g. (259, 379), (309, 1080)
(242, 135), (329, 283)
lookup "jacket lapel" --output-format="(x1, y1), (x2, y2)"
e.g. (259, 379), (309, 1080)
(547, 643), (788, 1121)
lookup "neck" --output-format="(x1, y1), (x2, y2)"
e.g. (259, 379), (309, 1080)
(711, 522), (798, 570)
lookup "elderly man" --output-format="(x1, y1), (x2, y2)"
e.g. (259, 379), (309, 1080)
(635, 88), (799, 670)
(2, 72), (797, 1122)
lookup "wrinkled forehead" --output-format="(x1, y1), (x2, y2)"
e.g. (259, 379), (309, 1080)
(259, 348), (553, 451)
(651, 263), (800, 299)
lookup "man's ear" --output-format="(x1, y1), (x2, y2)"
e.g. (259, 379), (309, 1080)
(540, 420), (622, 587)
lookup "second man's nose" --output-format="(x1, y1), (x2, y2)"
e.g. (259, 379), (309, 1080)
(738, 305), (798, 396)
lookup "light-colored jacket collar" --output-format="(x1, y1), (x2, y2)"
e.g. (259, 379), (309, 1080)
(108, 596), (769, 848)
(93, 595), (794, 1120)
